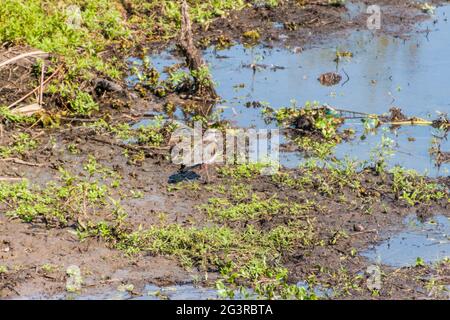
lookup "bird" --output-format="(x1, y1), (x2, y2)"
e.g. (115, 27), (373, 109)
(169, 125), (222, 184)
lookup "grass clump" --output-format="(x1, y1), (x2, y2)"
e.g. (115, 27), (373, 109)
(0, 0), (128, 115)
(391, 167), (447, 206)
(0, 156), (123, 225)
(263, 101), (344, 142)
(0, 106), (36, 124)
(0, 133), (37, 158)
(91, 116), (177, 148)
(218, 162), (273, 179)
(110, 222), (316, 299)
(242, 29), (261, 45)
(202, 194), (314, 221)
(127, 0), (246, 36)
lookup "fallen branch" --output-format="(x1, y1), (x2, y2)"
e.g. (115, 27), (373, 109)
(39, 61), (45, 106)
(0, 158), (44, 167)
(0, 177), (26, 182)
(11, 103), (44, 116)
(350, 229), (378, 237)
(90, 137), (170, 154)
(0, 50), (48, 69)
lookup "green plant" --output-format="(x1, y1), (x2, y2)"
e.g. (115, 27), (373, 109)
(0, 106), (36, 124)
(0, 265), (8, 274)
(370, 129), (395, 174)
(0, 156), (123, 225)
(391, 167), (446, 206)
(0, 133), (38, 158)
(415, 257), (426, 267)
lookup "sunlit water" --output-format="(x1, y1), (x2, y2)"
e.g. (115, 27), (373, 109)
(362, 214), (450, 267)
(129, 4), (450, 177)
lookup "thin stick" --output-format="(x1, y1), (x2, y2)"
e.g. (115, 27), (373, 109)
(350, 229), (378, 237)
(90, 137), (170, 152)
(0, 50), (47, 69)
(7, 65), (62, 109)
(39, 61), (45, 106)
(0, 177), (26, 182)
(0, 158), (44, 167)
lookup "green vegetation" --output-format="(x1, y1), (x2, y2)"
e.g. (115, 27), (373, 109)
(328, 0), (346, 7)
(263, 101), (344, 141)
(202, 194), (314, 221)
(130, 58), (215, 98)
(0, 0), (249, 116)
(90, 116), (177, 148)
(0, 0), (128, 115)
(0, 107), (36, 124)
(0, 133), (37, 158)
(242, 29), (261, 45)
(0, 265), (8, 274)
(112, 222), (316, 299)
(391, 167), (446, 206)
(0, 156), (122, 225)
(218, 163), (271, 179)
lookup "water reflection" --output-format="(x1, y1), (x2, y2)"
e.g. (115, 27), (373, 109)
(128, 5), (450, 176)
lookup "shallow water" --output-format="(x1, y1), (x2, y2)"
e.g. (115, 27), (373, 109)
(130, 4), (450, 177)
(136, 284), (220, 300)
(362, 214), (450, 267)
(39, 282), (328, 300)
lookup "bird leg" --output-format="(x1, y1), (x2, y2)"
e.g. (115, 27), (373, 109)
(201, 164), (210, 184)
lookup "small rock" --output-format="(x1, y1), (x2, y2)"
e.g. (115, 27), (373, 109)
(353, 224), (365, 232)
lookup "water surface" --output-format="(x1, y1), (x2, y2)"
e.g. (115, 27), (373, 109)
(131, 5), (450, 176)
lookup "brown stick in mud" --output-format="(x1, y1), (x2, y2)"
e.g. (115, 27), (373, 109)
(39, 61), (45, 106)
(179, 0), (218, 100)
(7, 65), (63, 109)
(0, 177), (26, 182)
(0, 158), (44, 167)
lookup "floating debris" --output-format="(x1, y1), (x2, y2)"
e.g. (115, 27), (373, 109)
(387, 107), (408, 122)
(242, 63), (285, 72)
(245, 101), (266, 109)
(432, 113), (450, 130)
(334, 50), (353, 62)
(318, 72), (342, 86)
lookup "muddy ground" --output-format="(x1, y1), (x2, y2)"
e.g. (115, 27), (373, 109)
(1, 1), (449, 299)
